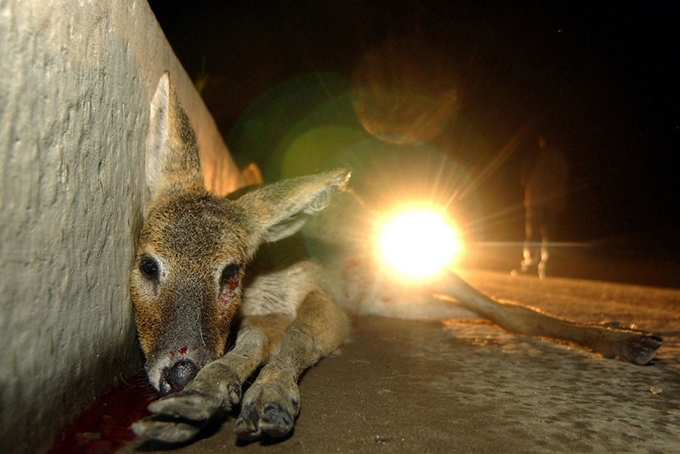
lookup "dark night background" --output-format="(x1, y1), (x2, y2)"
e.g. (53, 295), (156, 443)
(148, 0), (678, 253)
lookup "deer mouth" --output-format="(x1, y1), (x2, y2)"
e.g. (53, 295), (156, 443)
(146, 346), (213, 395)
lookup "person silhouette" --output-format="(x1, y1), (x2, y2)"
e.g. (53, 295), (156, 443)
(518, 136), (569, 278)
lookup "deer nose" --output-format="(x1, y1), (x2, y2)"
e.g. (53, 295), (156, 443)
(159, 359), (199, 395)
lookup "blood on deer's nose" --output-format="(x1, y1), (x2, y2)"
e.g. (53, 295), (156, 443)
(159, 359), (198, 395)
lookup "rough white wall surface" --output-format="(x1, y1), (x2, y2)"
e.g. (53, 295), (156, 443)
(0, 1), (241, 452)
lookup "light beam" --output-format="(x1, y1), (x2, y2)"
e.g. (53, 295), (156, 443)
(378, 209), (462, 279)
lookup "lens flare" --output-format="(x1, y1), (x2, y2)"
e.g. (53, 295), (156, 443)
(378, 209), (462, 279)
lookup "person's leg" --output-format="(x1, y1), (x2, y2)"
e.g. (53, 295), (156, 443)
(521, 205), (536, 272)
(538, 207), (556, 279)
(538, 230), (548, 278)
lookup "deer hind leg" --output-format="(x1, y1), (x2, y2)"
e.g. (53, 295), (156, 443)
(435, 272), (662, 365)
(235, 289), (350, 441)
(132, 314), (291, 444)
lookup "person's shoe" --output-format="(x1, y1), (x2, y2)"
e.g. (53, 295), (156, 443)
(511, 260), (533, 276)
(538, 262), (546, 279)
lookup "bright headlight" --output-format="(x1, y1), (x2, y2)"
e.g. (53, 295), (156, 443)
(377, 208), (462, 279)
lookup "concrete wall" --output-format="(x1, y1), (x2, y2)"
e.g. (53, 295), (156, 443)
(0, 1), (242, 452)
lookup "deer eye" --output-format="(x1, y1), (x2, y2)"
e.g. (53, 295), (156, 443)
(221, 263), (239, 284)
(139, 256), (159, 279)
(219, 263), (241, 305)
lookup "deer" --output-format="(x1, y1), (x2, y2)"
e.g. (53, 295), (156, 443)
(130, 73), (662, 444)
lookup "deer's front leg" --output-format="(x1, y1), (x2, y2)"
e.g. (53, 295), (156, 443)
(132, 314), (290, 444)
(235, 290), (350, 441)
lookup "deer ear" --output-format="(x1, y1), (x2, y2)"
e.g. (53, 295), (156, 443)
(145, 72), (204, 203)
(236, 169), (351, 252)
